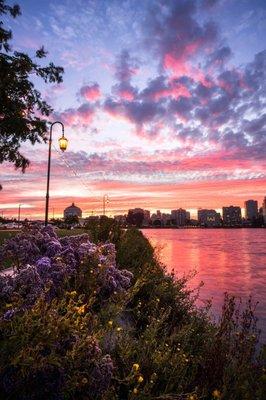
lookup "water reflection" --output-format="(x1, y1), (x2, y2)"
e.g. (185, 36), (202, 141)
(143, 228), (266, 342)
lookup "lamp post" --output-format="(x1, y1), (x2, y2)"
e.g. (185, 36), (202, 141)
(45, 121), (68, 226)
(103, 194), (109, 216)
(18, 204), (21, 227)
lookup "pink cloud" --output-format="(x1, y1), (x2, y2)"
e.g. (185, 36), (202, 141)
(80, 83), (101, 101)
(60, 103), (95, 127)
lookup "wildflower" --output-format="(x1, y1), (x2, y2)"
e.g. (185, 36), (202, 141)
(116, 327), (122, 332)
(138, 375), (144, 383)
(76, 305), (85, 314)
(133, 388), (138, 394)
(70, 290), (77, 297)
(108, 320), (113, 326)
(132, 363), (140, 372)
(212, 389), (221, 399)
(82, 377), (88, 384)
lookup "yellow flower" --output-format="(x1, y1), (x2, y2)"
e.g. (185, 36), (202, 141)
(108, 320), (113, 326)
(133, 388), (138, 394)
(132, 363), (140, 372)
(138, 375), (144, 383)
(116, 327), (122, 332)
(212, 389), (221, 399)
(188, 395), (198, 400)
(69, 291), (77, 297)
(76, 305), (85, 314)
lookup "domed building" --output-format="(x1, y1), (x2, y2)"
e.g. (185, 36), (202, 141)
(63, 203), (82, 219)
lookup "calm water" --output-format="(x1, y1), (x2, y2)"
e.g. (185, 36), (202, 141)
(143, 229), (266, 342)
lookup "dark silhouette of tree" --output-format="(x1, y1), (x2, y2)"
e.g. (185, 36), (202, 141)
(64, 215), (79, 226)
(126, 210), (144, 228)
(0, 0), (64, 185)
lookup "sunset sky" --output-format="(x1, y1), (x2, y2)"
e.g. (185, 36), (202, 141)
(1, 0), (265, 219)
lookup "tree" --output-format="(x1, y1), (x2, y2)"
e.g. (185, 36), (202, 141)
(64, 215), (79, 226)
(0, 0), (64, 182)
(126, 210), (144, 228)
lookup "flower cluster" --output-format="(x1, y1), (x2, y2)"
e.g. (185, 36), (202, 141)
(0, 224), (133, 310)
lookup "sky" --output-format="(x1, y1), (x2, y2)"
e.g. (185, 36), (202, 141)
(0, 0), (266, 219)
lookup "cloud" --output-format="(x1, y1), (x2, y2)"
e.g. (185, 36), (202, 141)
(79, 83), (101, 101)
(142, 0), (218, 78)
(112, 50), (139, 100)
(59, 103), (95, 127)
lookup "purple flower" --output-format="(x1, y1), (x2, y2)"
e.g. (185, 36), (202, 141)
(13, 265), (43, 305)
(45, 239), (62, 257)
(78, 242), (97, 259)
(3, 309), (15, 320)
(89, 355), (114, 396)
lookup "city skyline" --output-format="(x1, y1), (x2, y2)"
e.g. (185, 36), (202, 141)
(0, 0), (265, 217)
(1, 196), (265, 221)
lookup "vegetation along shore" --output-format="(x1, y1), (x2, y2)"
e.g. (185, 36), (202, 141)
(0, 219), (265, 399)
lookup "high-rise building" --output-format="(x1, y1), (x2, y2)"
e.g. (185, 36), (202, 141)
(222, 206), (242, 226)
(171, 208), (187, 226)
(262, 197), (266, 224)
(244, 200), (258, 220)
(198, 209), (221, 227)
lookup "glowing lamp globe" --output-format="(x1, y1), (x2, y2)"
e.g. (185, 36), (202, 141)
(58, 134), (68, 151)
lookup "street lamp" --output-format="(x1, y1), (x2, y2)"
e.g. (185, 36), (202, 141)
(45, 121), (68, 226)
(18, 204), (21, 227)
(103, 194), (109, 216)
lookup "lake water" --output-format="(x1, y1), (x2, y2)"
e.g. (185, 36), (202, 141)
(143, 228), (266, 343)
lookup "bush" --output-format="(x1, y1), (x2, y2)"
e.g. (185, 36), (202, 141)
(0, 224), (264, 400)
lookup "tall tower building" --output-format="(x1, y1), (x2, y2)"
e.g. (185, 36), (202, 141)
(244, 200), (258, 220)
(222, 206), (242, 226)
(262, 197), (266, 224)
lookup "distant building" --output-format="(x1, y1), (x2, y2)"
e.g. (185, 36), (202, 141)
(161, 213), (172, 226)
(198, 209), (221, 227)
(156, 210), (161, 219)
(64, 203), (82, 219)
(244, 200), (258, 220)
(222, 206), (242, 226)
(171, 208), (187, 226)
(262, 197), (266, 224)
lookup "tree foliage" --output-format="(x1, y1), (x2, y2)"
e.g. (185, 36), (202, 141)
(127, 210), (145, 228)
(0, 0), (64, 177)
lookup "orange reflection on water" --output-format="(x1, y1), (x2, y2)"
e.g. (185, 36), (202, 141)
(143, 228), (266, 341)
